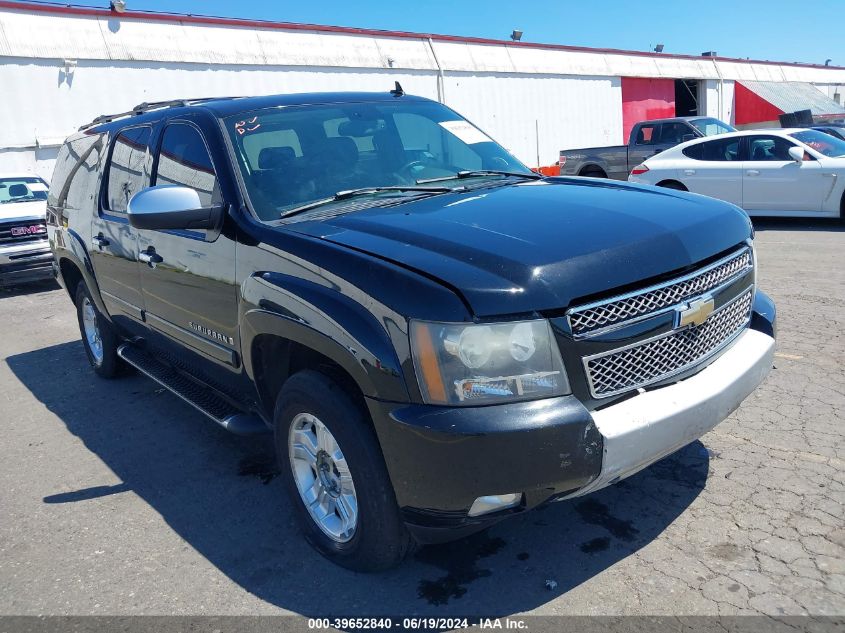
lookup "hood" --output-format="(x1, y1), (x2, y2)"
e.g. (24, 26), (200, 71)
(0, 200), (47, 223)
(287, 179), (751, 317)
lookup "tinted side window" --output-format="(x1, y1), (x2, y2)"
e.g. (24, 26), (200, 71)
(634, 124), (658, 145)
(154, 124), (219, 207)
(682, 143), (703, 160)
(659, 122), (691, 145)
(686, 138), (741, 161)
(105, 127), (151, 213)
(49, 133), (103, 208)
(65, 135), (105, 210)
(748, 136), (796, 161)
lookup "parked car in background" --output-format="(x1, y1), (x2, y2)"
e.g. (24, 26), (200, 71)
(628, 128), (845, 219)
(810, 124), (845, 141)
(560, 116), (735, 180)
(48, 91), (775, 571)
(0, 173), (52, 286)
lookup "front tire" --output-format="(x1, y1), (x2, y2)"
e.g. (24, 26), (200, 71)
(74, 282), (124, 378)
(274, 370), (414, 571)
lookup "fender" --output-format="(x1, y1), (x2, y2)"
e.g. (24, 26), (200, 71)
(240, 271), (410, 403)
(52, 226), (112, 322)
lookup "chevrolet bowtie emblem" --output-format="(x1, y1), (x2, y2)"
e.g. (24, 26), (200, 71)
(676, 296), (715, 328)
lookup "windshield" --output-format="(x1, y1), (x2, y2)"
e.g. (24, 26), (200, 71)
(0, 177), (48, 204)
(224, 100), (531, 220)
(689, 118), (736, 137)
(790, 130), (845, 157)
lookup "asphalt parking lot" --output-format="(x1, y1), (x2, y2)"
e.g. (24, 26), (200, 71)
(0, 219), (843, 618)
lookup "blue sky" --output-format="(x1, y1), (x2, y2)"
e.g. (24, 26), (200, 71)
(40, 0), (845, 66)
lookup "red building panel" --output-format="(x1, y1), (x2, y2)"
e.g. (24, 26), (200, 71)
(734, 82), (785, 125)
(621, 78), (676, 143)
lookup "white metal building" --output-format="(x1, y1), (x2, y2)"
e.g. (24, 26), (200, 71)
(2, 1), (844, 180)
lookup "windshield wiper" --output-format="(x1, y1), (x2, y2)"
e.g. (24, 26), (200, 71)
(279, 186), (453, 219)
(416, 169), (543, 184)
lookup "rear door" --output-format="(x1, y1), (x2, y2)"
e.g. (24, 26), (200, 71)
(90, 126), (150, 330)
(135, 115), (240, 369)
(675, 136), (744, 206)
(742, 135), (824, 213)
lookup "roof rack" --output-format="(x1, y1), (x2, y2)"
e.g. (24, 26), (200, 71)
(78, 96), (243, 131)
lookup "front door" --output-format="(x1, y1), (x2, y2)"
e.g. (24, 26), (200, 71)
(742, 135), (824, 213)
(626, 122), (666, 178)
(90, 126), (150, 332)
(135, 117), (240, 369)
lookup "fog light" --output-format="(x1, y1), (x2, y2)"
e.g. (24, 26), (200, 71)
(468, 493), (522, 517)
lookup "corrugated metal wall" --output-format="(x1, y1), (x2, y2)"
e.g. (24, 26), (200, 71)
(1, 5), (844, 180)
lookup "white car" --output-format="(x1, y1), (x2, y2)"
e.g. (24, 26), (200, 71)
(0, 173), (53, 285)
(628, 128), (845, 219)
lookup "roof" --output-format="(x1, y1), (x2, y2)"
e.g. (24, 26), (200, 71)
(739, 81), (845, 116)
(80, 91), (431, 131)
(1, 0), (844, 74)
(202, 91), (429, 116)
(638, 116), (720, 124)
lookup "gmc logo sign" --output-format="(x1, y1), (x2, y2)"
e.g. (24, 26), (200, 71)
(10, 225), (45, 237)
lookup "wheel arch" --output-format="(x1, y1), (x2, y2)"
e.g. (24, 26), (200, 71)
(55, 231), (110, 318)
(578, 164), (608, 178)
(241, 304), (410, 422)
(840, 188), (845, 221)
(247, 325), (373, 422)
(656, 179), (688, 191)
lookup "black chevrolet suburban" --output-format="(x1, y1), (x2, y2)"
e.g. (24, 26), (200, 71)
(47, 90), (776, 571)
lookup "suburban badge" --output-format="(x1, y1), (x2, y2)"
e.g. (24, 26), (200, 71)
(188, 321), (234, 345)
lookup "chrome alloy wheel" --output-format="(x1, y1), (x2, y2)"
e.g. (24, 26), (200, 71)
(81, 296), (104, 365)
(288, 412), (358, 543)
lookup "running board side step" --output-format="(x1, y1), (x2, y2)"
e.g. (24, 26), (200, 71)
(117, 343), (269, 436)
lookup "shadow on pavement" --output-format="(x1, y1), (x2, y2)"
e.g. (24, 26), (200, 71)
(0, 279), (61, 299)
(7, 340), (710, 616)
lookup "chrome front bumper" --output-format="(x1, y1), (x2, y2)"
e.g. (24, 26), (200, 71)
(562, 327), (776, 499)
(0, 239), (53, 284)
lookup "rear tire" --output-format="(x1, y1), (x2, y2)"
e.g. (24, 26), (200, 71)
(657, 180), (688, 191)
(74, 282), (124, 379)
(274, 370), (415, 572)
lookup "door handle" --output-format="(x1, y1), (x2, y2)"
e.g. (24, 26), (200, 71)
(683, 169), (696, 175)
(746, 169), (760, 176)
(138, 248), (163, 269)
(92, 234), (110, 249)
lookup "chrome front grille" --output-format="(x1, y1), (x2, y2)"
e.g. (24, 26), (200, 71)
(584, 289), (753, 399)
(568, 247), (752, 335)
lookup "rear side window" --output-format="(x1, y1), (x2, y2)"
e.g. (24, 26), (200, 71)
(105, 127), (151, 213)
(48, 133), (106, 210)
(684, 137), (740, 161)
(659, 122), (692, 145)
(634, 124), (658, 145)
(154, 123), (219, 207)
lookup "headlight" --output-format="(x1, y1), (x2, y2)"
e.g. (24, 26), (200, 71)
(410, 319), (570, 405)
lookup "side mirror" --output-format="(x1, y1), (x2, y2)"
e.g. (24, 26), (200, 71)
(788, 146), (805, 163)
(127, 185), (223, 230)
(681, 134), (696, 143)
